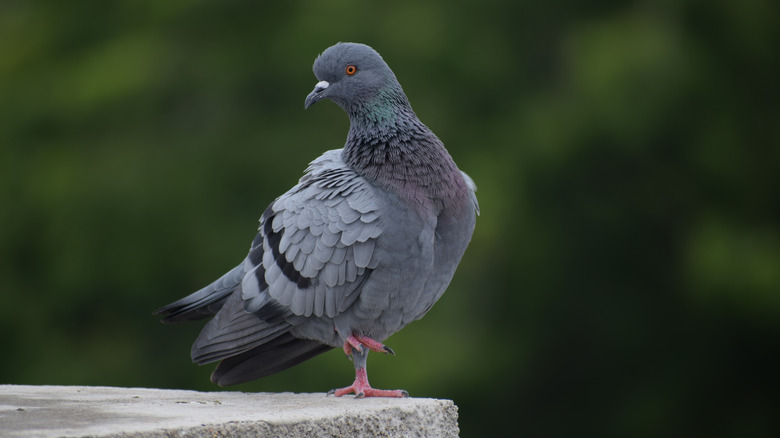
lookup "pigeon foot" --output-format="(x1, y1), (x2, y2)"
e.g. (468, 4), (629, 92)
(344, 335), (395, 356)
(327, 367), (408, 398)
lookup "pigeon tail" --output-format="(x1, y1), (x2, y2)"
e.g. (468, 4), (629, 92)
(210, 332), (333, 386)
(190, 288), (298, 365)
(153, 264), (244, 323)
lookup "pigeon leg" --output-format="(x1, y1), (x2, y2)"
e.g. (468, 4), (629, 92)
(345, 335), (364, 354)
(343, 334), (395, 355)
(354, 335), (395, 355)
(343, 340), (355, 357)
(328, 348), (407, 398)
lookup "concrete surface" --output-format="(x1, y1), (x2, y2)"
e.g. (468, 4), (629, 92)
(0, 385), (459, 437)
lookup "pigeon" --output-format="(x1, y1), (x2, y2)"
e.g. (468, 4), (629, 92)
(155, 42), (478, 398)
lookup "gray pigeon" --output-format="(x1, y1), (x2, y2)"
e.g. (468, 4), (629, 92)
(155, 42), (478, 397)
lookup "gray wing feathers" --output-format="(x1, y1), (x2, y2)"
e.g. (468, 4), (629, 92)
(258, 149), (383, 318)
(172, 149), (386, 366)
(353, 239), (375, 268)
(154, 263), (245, 323)
(191, 289), (290, 364)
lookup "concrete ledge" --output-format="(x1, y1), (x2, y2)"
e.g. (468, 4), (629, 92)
(0, 385), (459, 437)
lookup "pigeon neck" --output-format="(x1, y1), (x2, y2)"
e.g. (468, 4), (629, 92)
(345, 87), (414, 140)
(342, 101), (468, 215)
(342, 90), (425, 172)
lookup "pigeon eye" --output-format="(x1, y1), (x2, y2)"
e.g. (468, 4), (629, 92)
(345, 65), (357, 76)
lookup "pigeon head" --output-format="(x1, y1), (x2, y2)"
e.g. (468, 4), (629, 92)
(304, 43), (409, 117)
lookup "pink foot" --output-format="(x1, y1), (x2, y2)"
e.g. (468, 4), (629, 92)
(328, 368), (408, 398)
(343, 335), (395, 356)
(343, 339), (354, 357)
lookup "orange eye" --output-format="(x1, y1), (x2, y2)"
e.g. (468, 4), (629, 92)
(345, 65), (357, 75)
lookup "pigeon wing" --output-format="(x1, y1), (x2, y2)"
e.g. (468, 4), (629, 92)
(190, 149), (384, 365)
(244, 149), (383, 319)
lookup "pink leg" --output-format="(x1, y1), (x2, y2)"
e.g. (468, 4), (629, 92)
(328, 367), (408, 398)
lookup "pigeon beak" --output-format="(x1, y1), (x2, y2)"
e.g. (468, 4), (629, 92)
(304, 80), (330, 109)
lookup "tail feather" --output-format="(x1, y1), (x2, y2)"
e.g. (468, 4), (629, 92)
(191, 287), (292, 364)
(210, 332), (333, 386)
(156, 259), (334, 387)
(154, 264), (245, 323)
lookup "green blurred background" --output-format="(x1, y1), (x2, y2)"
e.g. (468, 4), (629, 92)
(2, 1), (778, 436)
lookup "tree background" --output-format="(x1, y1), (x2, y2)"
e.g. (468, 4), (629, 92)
(2, 1), (778, 436)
